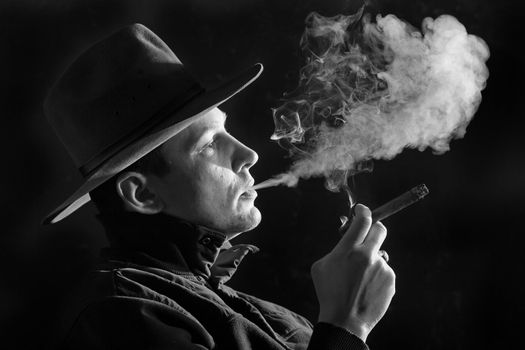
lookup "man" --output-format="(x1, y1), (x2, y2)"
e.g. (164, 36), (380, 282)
(45, 23), (395, 350)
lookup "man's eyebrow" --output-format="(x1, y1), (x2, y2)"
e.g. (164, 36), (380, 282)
(189, 112), (228, 149)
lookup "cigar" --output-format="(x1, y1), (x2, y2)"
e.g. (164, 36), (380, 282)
(340, 184), (429, 233)
(371, 184), (429, 222)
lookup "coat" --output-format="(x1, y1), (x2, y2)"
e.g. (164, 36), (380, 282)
(59, 212), (368, 350)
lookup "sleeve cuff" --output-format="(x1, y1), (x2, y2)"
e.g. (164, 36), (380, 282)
(307, 322), (369, 350)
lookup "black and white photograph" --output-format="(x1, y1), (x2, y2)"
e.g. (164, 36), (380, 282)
(1, 0), (523, 349)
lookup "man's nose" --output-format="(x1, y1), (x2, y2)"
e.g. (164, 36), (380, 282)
(232, 138), (258, 173)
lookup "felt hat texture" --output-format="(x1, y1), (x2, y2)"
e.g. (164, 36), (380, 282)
(44, 23), (263, 224)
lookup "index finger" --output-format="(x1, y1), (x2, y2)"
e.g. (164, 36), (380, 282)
(333, 204), (372, 253)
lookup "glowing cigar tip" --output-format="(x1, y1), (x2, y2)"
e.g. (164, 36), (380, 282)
(413, 183), (430, 198)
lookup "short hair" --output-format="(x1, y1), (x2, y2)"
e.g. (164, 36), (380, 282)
(89, 146), (170, 214)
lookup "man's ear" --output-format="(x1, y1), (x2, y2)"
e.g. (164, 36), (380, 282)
(115, 171), (164, 214)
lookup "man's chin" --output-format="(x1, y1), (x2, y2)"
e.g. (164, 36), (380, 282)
(225, 207), (261, 239)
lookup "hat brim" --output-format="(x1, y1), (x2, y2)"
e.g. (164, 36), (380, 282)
(43, 63), (263, 224)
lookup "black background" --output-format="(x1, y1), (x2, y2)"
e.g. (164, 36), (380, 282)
(1, 0), (524, 349)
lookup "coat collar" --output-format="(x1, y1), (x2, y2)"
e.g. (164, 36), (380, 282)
(97, 211), (249, 284)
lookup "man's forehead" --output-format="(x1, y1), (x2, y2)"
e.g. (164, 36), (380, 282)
(187, 108), (227, 138)
(164, 108), (227, 151)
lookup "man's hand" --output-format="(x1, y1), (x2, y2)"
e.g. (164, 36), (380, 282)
(310, 204), (396, 342)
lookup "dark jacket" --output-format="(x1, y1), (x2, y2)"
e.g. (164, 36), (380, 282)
(60, 213), (368, 350)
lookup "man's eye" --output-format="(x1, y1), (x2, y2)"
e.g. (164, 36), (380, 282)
(199, 140), (216, 155)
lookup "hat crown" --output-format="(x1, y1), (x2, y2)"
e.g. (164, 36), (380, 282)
(45, 23), (201, 172)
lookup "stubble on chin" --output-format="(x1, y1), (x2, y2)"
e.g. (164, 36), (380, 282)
(223, 206), (261, 238)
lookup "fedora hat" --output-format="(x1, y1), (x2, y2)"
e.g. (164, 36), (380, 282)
(43, 23), (263, 224)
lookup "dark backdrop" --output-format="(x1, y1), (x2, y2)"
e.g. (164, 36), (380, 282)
(1, 0), (523, 349)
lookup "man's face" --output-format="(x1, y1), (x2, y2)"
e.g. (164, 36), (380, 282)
(148, 107), (261, 237)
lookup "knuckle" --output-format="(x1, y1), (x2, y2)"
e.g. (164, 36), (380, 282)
(390, 270), (396, 283)
(384, 266), (396, 283)
(361, 214), (373, 227)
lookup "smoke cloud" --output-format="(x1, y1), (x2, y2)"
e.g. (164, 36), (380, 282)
(257, 6), (489, 191)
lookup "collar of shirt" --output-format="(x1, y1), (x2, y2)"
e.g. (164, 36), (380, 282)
(96, 211), (246, 284)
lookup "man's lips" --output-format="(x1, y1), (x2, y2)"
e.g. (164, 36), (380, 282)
(240, 189), (257, 200)
(239, 178), (257, 199)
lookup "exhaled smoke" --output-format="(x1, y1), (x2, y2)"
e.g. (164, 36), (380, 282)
(257, 6), (489, 191)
